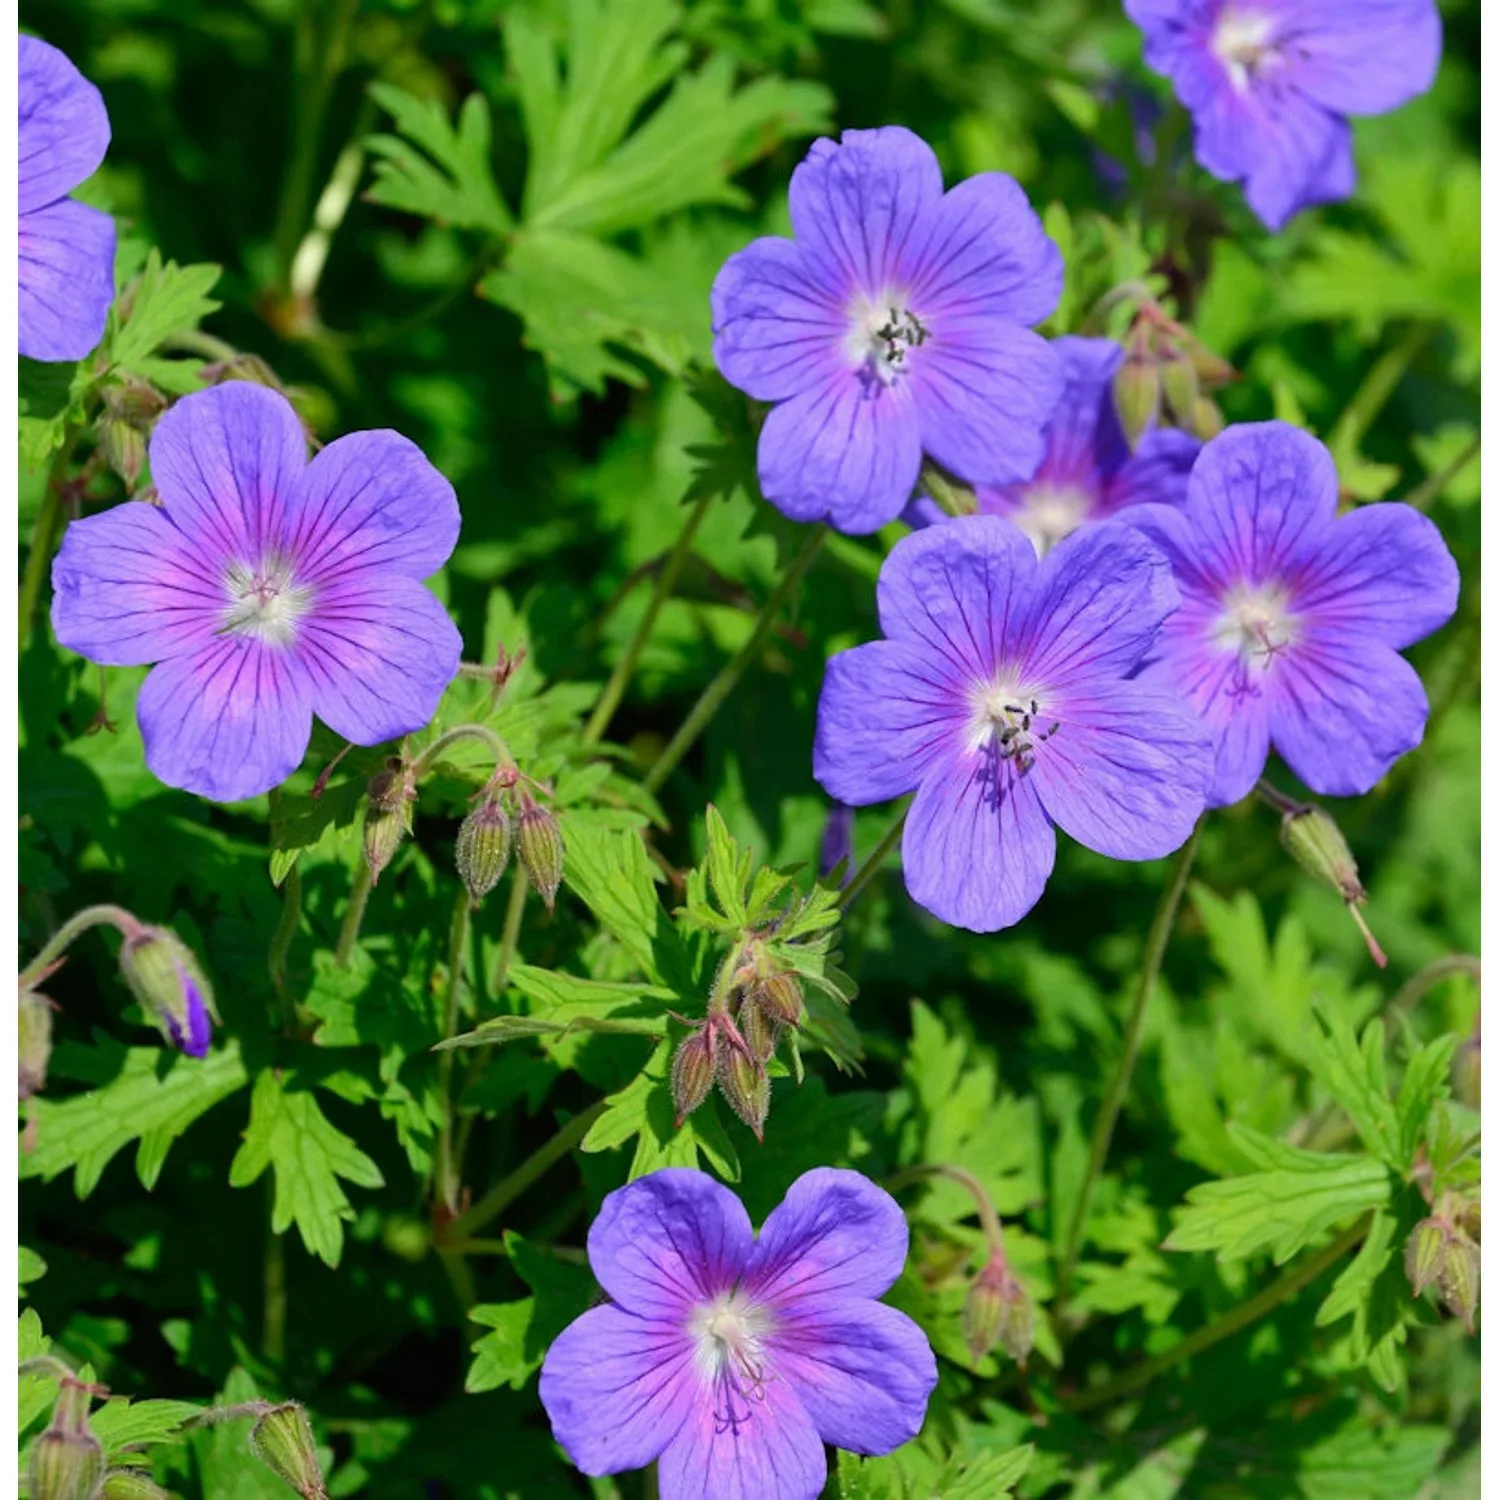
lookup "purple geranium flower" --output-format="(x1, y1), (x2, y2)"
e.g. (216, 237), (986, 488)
(1125, 1), (1442, 230)
(51, 383), (463, 803)
(540, 1168), (936, 1500)
(1129, 421), (1459, 807)
(19, 35), (116, 362)
(712, 126), (1064, 535)
(814, 516), (1212, 932)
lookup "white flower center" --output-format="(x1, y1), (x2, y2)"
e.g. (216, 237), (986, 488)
(1014, 483), (1094, 555)
(847, 290), (929, 388)
(967, 678), (1060, 770)
(1212, 7), (1279, 91)
(221, 556), (314, 647)
(689, 1288), (773, 1431)
(1213, 582), (1296, 671)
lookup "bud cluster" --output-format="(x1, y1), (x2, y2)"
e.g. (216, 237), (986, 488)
(19, 975), (57, 1102)
(962, 1252), (1035, 1367)
(1111, 301), (1236, 449)
(361, 756), (420, 885)
(93, 378), (168, 493)
(1405, 1195), (1481, 1333)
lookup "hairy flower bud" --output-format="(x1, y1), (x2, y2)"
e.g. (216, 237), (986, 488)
(19, 986), (54, 1101)
(716, 1038), (770, 1141)
(96, 415), (147, 492)
(962, 1256), (1033, 1367)
(100, 1471), (173, 1499)
(29, 1378), (104, 1500)
(737, 992), (778, 1063)
(1113, 330), (1161, 449)
(1280, 804), (1386, 967)
(515, 797), (564, 912)
(1405, 1216), (1448, 1298)
(118, 926), (215, 1058)
(1438, 1229), (1480, 1334)
(1159, 347), (1199, 425)
(758, 971), (804, 1029)
(455, 798), (512, 908)
(1191, 395), (1225, 440)
(249, 1402), (328, 1499)
(671, 1030), (715, 1126)
(362, 759), (416, 885)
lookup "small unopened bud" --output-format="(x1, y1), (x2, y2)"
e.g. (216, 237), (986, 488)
(717, 1039), (770, 1141)
(1113, 330), (1161, 449)
(1438, 1230), (1480, 1334)
(29, 1377), (104, 1500)
(1280, 805), (1386, 968)
(1191, 395), (1225, 440)
(19, 987), (54, 1101)
(1405, 1217), (1448, 1298)
(455, 799), (512, 908)
(1159, 347), (1199, 425)
(101, 1471), (173, 1499)
(515, 796), (564, 912)
(249, 1402), (328, 1499)
(758, 972), (804, 1028)
(671, 1030), (715, 1125)
(962, 1256), (1033, 1366)
(205, 352), (284, 390)
(737, 992), (778, 1063)
(118, 926), (216, 1058)
(362, 759), (416, 885)
(1186, 343), (1238, 390)
(96, 416), (147, 492)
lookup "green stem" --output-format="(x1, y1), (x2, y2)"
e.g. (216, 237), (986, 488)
(1062, 1215), (1371, 1413)
(263, 1180), (287, 1364)
(162, 328), (241, 363)
(446, 1099), (609, 1243)
(411, 723), (512, 781)
(1390, 954), (1481, 1018)
(919, 462), (977, 517)
(1406, 434), (1480, 513)
(19, 904), (142, 989)
(1056, 818), (1204, 1308)
(490, 865), (529, 993)
(287, 102), (373, 302)
(888, 1163), (1006, 1255)
(584, 490), (716, 746)
(435, 889), (473, 1213)
(334, 862), (374, 969)
(438, 1248), (477, 1315)
(837, 804), (910, 912)
(268, 864), (302, 1030)
(19, 431), (84, 651)
(643, 529), (826, 794)
(1329, 323), (1431, 461)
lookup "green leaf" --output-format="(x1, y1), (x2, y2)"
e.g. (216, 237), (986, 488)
(105, 247), (222, 376)
(1315, 1208), (1410, 1391)
(19, 1038), (250, 1197)
(18, 1246), (47, 1296)
(91, 1396), (202, 1459)
(1395, 1033), (1459, 1165)
(1307, 1008), (1402, 1167)
(191, 1369), (309, 1499)
(366, 84), (512, 235)
(228, 1070), (385, 1267)
(1164, 1126), (1390, 1263)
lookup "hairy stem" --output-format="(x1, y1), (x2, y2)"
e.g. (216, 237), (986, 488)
(643, 528), (825, 794)
(838, 804), (910, 912)
(334, 862), (374, 970)
(268, 863), (303, 1031)
(1390, 953), (1481, 1016)
(1057, 818), (1204, 1307)
(263, 1180), (287, 1365)
(435, 889), (473, 1213)
(19, 430), (85, 651)
(411, 722), (512, 781)
(584, 490), (716, 746)
(888, 1163), (1006, 1255)
(19, 904), (143, 989)
(1062, 1215), (1371, 1412)
(1406, 434), (1480, 513)
(1329, 323), (1431, 460)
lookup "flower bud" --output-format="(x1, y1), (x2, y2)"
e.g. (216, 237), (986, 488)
(1191, 395), (1225, 440)
(1113, 330), (1161, 449)
(962, 1256), (1033, 1367)
(29, 1378), (104, 1500)
(96, 415), (147, 492)
(1280, 804), (1386, 967)
(515, 797), (564, 912)
(101, 1471), (173, 1499)
(1186, 343), (1238, 390)
(1438, 1230), (1479, 1334)
(671, 1030), (715, 1126)
(716, 1039), (770, 1142)
(248, 1402), (328, 1500)
(1405, 1216), (1448, 1298)
(118, 926), (215, 1058)
(362, 760), (416, 885)
(455, 799), (512, 908)
(737, 992), (778, 1064)
(19, 987), (54, 1101)
(758, 972), (804, 1029)
(1159, 347), (1199, 425)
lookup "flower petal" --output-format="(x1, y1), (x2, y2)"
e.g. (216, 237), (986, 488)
(1292, 502), (1459, 651)
(295, 577), (461, 746)
(788, 126), (944, 296)
(711, 236), (846, 403)
(1269, 632), (1430, 797)
(149, 384), (308, 562)
(1239, 100), (1353, 232)
(658, 1372), (826, 1500)
(1287, 1), (1442, 116)
(587, 1169), (755, 1321)
(909, 323), (1063, 489)
(1103, 427), (1200, 515)
(18, 36), (110, 213)
(747, 1169), (911, 1306)
(767, 1297), (936, 1456)
(1028, 680), (1211, 860)
(902, 747), (1056, 932)
(539, 1304), (696, 1478)
(51, 499), (224, 666)
(135, 637), (313, 803)
(287, 429), (461, 586)
(875, 515), (1039, 681)
(813, 640), (968, 806)
(18, 198), (115, 363)
(756, 370), (920, 534)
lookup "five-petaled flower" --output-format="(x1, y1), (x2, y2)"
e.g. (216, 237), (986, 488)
(19, 35), (117, 362)
(539, 1167), (937, 1500)
(814, 515), (1212, 932)
(712, 125), (1064, 535)
(1125, 0), (1442, 230)
(51, 383), (463, 803)
(1128, 421), (1459, 808)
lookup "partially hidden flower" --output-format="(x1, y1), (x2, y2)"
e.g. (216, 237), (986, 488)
(814, 516), (1212, 932)
(51, 383), (463, 802)
(19, 35), (116, 362)
(118, 925), (217, 1058)
(1125, 1), (1442, 231)
(539, 1168), (937, 1500)
(712, 125), (1064, 535)
(1129, 422), (1459, 808)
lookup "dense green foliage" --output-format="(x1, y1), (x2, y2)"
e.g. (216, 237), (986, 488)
(19, 1), (1479, 1496)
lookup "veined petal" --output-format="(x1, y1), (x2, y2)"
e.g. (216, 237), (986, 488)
(51, 499), (224, 666)
(539, 1304), (697, 1478)
(756, 370), (920, 534)
(1284, 1), (1442, 116)
(1103, 427), (1200, 515)
(149, 384), (308, 562)
(295, 577), (461, 746)
(813, 640), (968, 806)
(902, 748), (1056, 933)
(657, 1374), (825, 1500)
(18, 198), (115, 363)
(587, 1170), (755, 1322)
(18, 35), (110, 213)
(135, 637), (314, 803)
(767, 1297), (936, 1456)
(288, 429), (460, 586)
(746, 1169), (912, 1306)
(1238, 97), (1353, 232)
